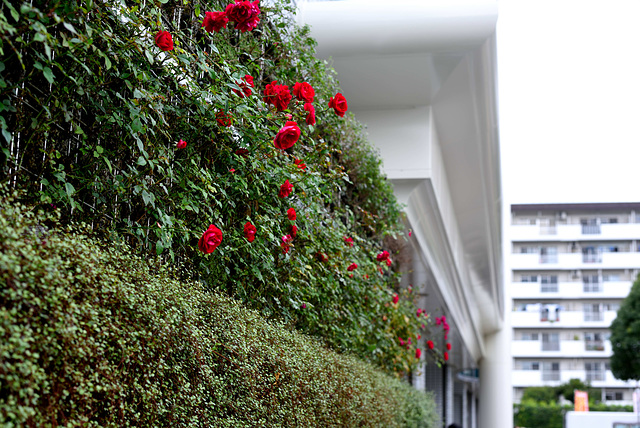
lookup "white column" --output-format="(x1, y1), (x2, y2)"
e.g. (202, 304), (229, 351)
(478, 324), (513, 428)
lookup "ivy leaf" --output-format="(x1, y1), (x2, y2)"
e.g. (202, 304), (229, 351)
(65, 182), (75, 197)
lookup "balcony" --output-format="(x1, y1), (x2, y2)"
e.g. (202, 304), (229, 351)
(511, 251), (640, 270)
(511, 222), (640, 242)
(512, 310), (618, 328)
(512, 339), (612, 358)
(511, 281), (632, 299)
(512, 369), (637, 388)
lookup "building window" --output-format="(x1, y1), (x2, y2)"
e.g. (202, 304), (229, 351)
(540, 275), (558, 292)
(605, 391), (624, 401)
(521, 275), (538, 282)
(581, 218), (601, 234)
(585, 362), (605, 381)
(540, 247), (558, 263)
(541, 304), (560, 322)
(521, 333), (539, 341)
(582, 246), (602, 263)
(584, 332), (604, 351)
(542, 333), (560, 351)
(521, 361), (540, 370)
(542, 362), (560, 381)
(584, 304), (604, 322)
(583, 275), (602, 292)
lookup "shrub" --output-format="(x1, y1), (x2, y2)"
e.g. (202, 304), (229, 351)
(0, 0), (436, 374)
(0, 194), (438, 427)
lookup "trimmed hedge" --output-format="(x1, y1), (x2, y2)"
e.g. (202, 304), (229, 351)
(0, 196), (438, 427)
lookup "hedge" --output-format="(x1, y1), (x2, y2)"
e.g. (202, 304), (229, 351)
(0, 0), (440, 375)
(0, 193), (438, 427)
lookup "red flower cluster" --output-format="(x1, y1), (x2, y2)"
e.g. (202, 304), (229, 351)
(427, 340), (434, 350)
(328, 92), (348, 117)
(176, 139), (187, 149)
(279, 179), (293, 198)
(155, 31), (174, 51)
(287, 207), (296, 221)
(294, 159), (306, 170)
(392, 293), (399, 304)
(244, 222), (257, 242)
(290, 224), (298, 237)
(198, 224), (223, 254)
(376, 250), (389, 262)
(415, 348), (422, 359)
(273, 121), (300, 150)
(216, 111), (233, 127)
(281, 234), (293, 254)
(347, 263), (358, 272)
(202, 1), (260, 33)
(264, 81), (292, 111)
(343, 236), (354, 247)
(232, 74), (254, 98)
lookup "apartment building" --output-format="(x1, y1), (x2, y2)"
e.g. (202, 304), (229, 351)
(511, 203), (640, 403)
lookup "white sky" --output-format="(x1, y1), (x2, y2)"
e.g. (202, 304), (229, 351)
(497, 0), (640, 204)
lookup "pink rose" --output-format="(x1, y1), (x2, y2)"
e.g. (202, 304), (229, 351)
(392, 293), (399, 304)
(328, 92), (348, 117)
(301, 303), (306, 309)
(232, 74), (254, 98)
(202, 11), (229, 33)
(415, 348), (422, 359)
(281, 234), (292, 254)
(155, 31), (174, 51)
(416, 308), (422, 317)
(427, 340), (434, 350)
(273, 121), (300, 150)
(264, 81), (292, 111)
(225, 0), (260, 32)
(176, 139), (187, 149)
(279, 179), (293, 198)
(399, 337), (405, 346)
(198, 224), (223, 253)
(347, 263), (357, 271)
(304, 103), (316, 126)
(287, 207), (296, 221)
(376, 250), (389, 261)
(292, 82), (315, 103)
(244, 222), (256, 242)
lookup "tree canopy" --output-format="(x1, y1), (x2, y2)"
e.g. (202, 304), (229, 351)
(610, 276), (640, 380)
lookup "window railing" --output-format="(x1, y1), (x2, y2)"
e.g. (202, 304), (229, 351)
(584, 312), (604, 322)
(540, 254), (558, 263)
(541, 283), (559, 292)
(585, 340), (605, 351)
(542, 341), (560, 351)
(586, 371), (604, 381)
(583, 282), (602, 292)
(542, 371), (561, 381)
(582, 224), (601, 234)
(582, 253), (602, 263)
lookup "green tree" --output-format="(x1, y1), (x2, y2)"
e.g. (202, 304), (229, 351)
(554, 378), (599, 404)
(610, 276), (640, 380)
(522, 386), (557, 403)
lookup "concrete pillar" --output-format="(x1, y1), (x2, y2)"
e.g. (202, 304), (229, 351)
(478, 325), (513, 428)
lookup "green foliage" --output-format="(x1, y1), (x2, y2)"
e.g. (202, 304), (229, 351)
(0, 194), (438, 427)
(521, 386), (558, 404)
(514, 401), (567, 428)
(610, 275), (640, 380)
(0, 0), (435, 374)
(554, 378), (599, 404)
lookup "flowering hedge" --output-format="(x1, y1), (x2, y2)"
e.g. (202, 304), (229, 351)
(0, 0), (441, 373)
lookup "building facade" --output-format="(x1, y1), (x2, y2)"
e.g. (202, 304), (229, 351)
(298, 1), (509, 427)
(511, 203), (640, 403)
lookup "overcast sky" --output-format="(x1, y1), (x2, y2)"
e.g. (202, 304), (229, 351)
(497, 0), (640, 204)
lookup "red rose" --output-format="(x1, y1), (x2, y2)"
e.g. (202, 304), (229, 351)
(304, 103), (316, 126)
(202, 11), (228, 33)
(328, 92), (348, 117)
(176, 139), (187, 149)
(216, 111), (233, 127)
(287, 207), (296, 221)
(316, 251), (328, 262)
(273, 121), (300, 150)
(294, 159), (306, 170)
(235, 148), (249, 157)
(155, 31), (174, 51)
(446, 343), (452, 351)
(347, 263), (357, 271)
(415, 348), (422, 359)
(279, 179), (293, 198)
(427, 340), (434, 350)
(376, 250), (389, 261)
(343, 236), (354, 247)
(244, 222), (257, 242)
(232, 74), (254, 98)
(198, 224), (223, 254)
(399, 337), (405, 346)
(225, 0), (260, 32)
(386, 258), (392, 267)
(264, 81), (292, 111)
(444, 352), (449, 361)
(292, 82), (315, 103)
(392, 293), (399, 304)
(290, 224), (298, 237)
(416, 308), (422, 317)
(281, 234), (293, 254)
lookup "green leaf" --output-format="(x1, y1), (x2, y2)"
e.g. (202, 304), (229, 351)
(65, 182), (75, 197)
(131, 117), (142, 133)
(137, 156), (146, 166)
(156, 240), (164, 255)
(133, 89), (144, 99)
(1, 129), (10, 144)
(42, 67), (54, 84)
(63, 22), (77, 34)
(144, 49), (154, 64)
(4, 0), (19, 22)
